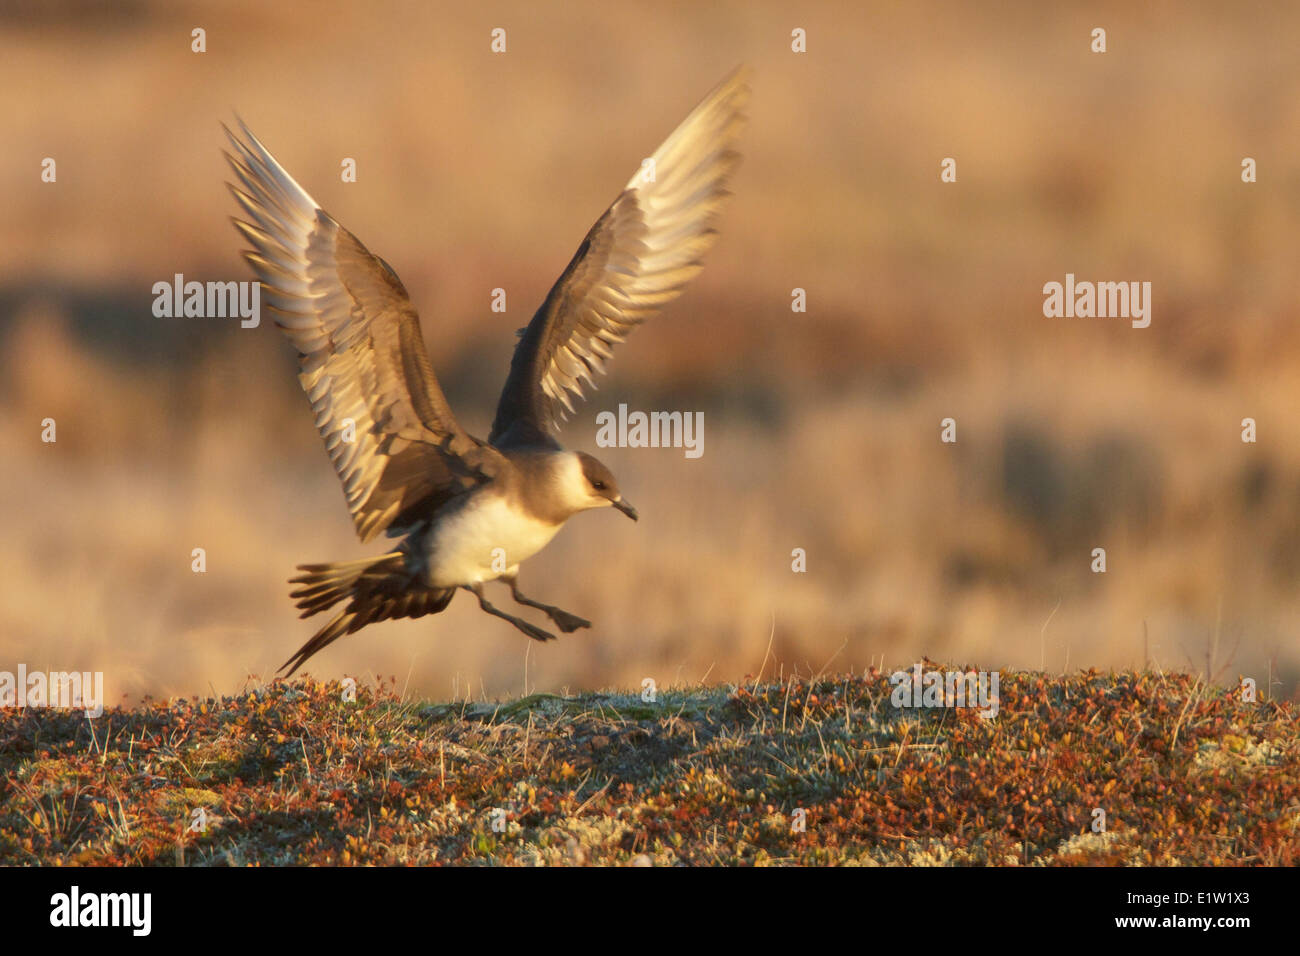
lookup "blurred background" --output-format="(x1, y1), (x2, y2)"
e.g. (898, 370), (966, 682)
(3, 0), (1300, 704)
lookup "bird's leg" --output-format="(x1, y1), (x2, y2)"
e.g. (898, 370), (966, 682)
(465, 584), (558, 642)
(503, 576), (592, 633)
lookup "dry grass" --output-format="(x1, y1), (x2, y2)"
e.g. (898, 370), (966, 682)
(2, 668), (1296, 865)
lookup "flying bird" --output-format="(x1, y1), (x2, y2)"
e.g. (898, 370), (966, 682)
(224, 68), (748, 675)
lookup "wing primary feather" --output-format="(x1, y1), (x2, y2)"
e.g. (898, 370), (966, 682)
(489, 67), (748, 442)
(224, 119), (499, 542)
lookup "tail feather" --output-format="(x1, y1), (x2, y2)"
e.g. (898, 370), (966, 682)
(289, 556), (384, 616)
(279, 551), (455, 677)
(279, 610), (360, 678)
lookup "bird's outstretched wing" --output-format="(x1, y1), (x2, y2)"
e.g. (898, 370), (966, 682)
(489, 67), (749, 445)
(224, 120), (498, 542)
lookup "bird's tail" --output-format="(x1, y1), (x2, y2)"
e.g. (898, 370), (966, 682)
(279, 552), (455, 677)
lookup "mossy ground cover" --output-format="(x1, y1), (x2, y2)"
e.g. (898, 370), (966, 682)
(2, 667), (1296, 865)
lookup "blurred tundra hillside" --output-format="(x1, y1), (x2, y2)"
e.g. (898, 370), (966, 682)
(3, 0), (1300, 703)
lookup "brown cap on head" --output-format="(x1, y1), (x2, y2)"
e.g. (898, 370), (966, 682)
(576, 452), (637, 520)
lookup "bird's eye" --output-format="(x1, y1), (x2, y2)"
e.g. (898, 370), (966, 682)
(591, 479), (606, 491)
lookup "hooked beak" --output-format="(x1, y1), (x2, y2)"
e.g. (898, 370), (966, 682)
(612, 497), (638, 521)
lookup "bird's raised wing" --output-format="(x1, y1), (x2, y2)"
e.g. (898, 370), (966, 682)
(489, 67), (749, 445)
(224, 120), (498, 542)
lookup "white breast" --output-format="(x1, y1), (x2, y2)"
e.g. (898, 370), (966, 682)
(423, 491), (563, 588)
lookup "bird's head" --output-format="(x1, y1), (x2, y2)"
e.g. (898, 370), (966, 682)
(569, 451), (638, 520)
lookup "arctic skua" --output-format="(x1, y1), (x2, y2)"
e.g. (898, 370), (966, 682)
(224, 68), (748, 675)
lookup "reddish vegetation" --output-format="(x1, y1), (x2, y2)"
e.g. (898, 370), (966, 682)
(1, 668), (1296, 865)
